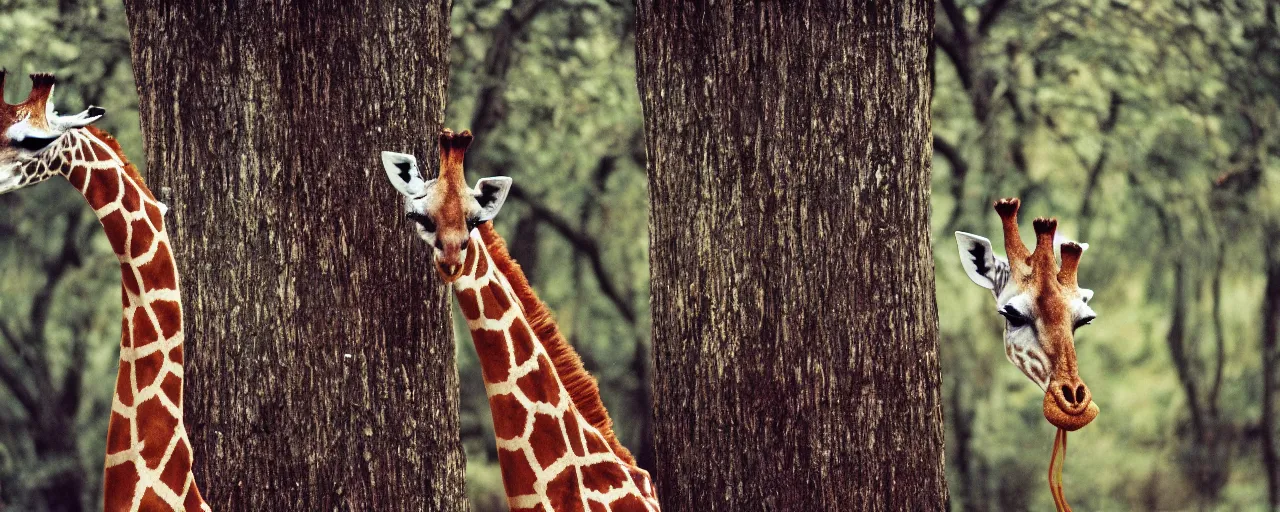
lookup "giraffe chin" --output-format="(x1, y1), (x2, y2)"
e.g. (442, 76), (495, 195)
(1043, 391), (1100, 431)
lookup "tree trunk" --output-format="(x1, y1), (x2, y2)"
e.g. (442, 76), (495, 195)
(637, 3), (946, 510)
(122, 2), (468, 509)
(1262, 234), (1280, 511)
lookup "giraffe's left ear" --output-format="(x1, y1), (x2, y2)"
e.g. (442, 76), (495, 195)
(473, 176), (513, 222)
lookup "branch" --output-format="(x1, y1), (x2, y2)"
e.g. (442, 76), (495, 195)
(976, 0), (1012, 36)
(468, 0), (557, 137)
(506, 185), (637, 325)
(933, 134), (970, 231)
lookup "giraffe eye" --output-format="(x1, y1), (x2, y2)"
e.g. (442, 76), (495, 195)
(14, 135), (58, 152)
(466, 217), (481, 231)
(999, 305), (1029, 328)
(406, 212), (436, 232)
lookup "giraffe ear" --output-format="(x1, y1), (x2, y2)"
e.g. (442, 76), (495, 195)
(381, 151), (428, 197)
(473, 176), (512, 222)
(956, 231), (1000, 290)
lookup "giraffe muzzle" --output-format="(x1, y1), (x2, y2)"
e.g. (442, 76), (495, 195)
(1043, 377), (1099, 431)
(436, 261), (464, 283)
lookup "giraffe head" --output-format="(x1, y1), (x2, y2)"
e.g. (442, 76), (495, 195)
(955, 198), (1100, 430)
(0, 71), (104, 193)
(381, 129), (513, 283)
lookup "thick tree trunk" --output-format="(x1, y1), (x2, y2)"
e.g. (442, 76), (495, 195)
(122, 2), (468, 509)
(637, 3), (946, 510)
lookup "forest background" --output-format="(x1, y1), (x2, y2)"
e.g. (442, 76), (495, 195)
(0, 0), (1277, 510)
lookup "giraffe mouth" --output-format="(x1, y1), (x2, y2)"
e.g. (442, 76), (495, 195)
(1042, 390), (1099, 431)
(436, 261), (464, 283)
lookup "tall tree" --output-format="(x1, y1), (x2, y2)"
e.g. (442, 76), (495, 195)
(636, 2), (947, 509)
(121, 1), (467, 509)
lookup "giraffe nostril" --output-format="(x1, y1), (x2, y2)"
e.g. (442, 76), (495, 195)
(1061, 385), (1075, 404)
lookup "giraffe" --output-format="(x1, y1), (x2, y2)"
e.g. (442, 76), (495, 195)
(955, 197), (1101, 510)
(380, 129), (660, 512)
(0, 72), (208, 511)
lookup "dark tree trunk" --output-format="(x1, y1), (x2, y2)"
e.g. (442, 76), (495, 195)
(122, 2), (468, 509)
(637, 3), (947, 510)
(1262, 235), (1280, 511)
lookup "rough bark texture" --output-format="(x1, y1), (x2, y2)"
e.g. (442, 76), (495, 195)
(122, 2), (467, 509)
(637, 2), (946, 510)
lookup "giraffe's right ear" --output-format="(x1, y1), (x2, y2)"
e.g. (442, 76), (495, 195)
(956, 231), (999, 290)
(381, 151), (427, 197)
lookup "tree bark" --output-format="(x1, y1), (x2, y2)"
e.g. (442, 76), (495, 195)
(637, 3), (947, 510)
(122, 2), (468, 509)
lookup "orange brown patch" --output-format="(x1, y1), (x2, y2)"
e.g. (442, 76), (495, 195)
(457, 288), (481, 321)
(581, 461), (629, 493)
(129, 218), (155, 259)
(497, 447), (538, 497)
(139, 242), (177, 291)
(136, 397), (179, 469)
(120, 264), (140, 297)
(529, 413), (569, 468)
(84, 169), (120, 208)
(471, 328), (511, 384)
(161, 373), (183, 405)
(489, 393), (528, 440)
(106, 411), (132, 454)
(132, 308), (159, 347)
(169, 345), (184, 365)
(67, 166), (87, 189)
(509, 317), (536, 367)
(138, 488), (168, 511)
(145, 202), (164, 228)
(546, 466), (585, 512)
(482, 281), (512, 321)
(135, 350), (166, 389)
(151, 300), (182, 339)
(588, 501), (609, 512)
(102, 463), (140, 511)
(120, 181), (142, 213)
(564, 411), (584, 456)
(101, 210), (129, 256)
(516, 355), (562, 406)
(184, 482), (205, 512)
(584, 430), (610, 454)
(114, 361), (134, 406)
(159, 439), (192, 493)
(609, 495), (651, 512)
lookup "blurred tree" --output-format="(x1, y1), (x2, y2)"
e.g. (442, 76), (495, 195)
(120, 0), (467, 509)
(638, 2), (946, 509)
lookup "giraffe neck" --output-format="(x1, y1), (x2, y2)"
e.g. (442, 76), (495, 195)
(453, 223), (659, 512)
(53, 127), (207, 511)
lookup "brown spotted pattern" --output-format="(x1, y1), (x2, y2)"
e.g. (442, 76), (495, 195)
(454, 233), (660, 511)
(21, 127), (208, 511)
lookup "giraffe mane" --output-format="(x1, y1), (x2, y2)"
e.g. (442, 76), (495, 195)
(477, 223), (637, 465)
(83, 125), (156, 201)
